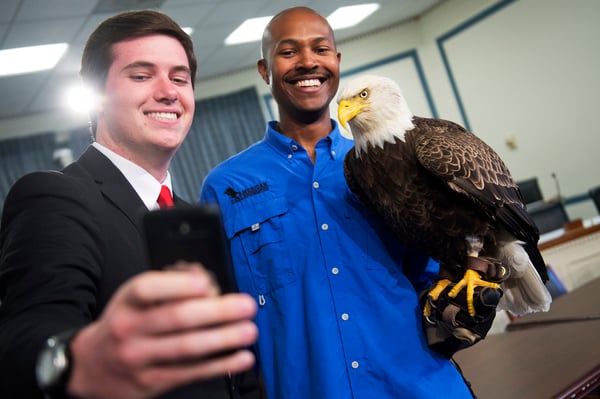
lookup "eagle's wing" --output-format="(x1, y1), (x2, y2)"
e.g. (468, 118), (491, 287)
(412, 117), (514, 207)
(413, 119), (533, 233)
(412, 117), (547, 281)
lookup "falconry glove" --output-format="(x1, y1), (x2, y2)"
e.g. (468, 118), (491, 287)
(421, 282), (502, 358)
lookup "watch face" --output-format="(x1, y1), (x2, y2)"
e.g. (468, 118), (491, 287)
(36, 337), (68, 388)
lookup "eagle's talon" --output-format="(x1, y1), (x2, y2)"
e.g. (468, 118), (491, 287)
(422, 278), (452, 318)
(448, 268), (500, 316)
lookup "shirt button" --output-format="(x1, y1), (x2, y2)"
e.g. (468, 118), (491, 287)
(331, 150), (336, 156)
(313, 181), (319, 189)
(331, 267), (339, 275)
(351, 361), (359, 369)
(287, 154), (292, 159)
(321, 223), (329, 231)
(341, 313), (349, 321)
(291, 144), (298, 151)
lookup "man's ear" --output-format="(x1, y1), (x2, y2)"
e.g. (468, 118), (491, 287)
(257, 59), (270, 85)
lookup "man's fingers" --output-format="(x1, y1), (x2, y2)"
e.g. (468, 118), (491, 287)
(120, 319), (258, 367)
(135, 293), (257, 335)
(120, 264), (217, 307)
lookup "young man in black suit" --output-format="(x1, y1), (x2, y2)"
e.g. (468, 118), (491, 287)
(0, 10), (259, 399)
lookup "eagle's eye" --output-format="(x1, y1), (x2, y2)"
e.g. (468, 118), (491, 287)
(359, 89), (369, 99)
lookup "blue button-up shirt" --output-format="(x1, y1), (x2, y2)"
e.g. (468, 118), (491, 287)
(200, 121), (473, 398)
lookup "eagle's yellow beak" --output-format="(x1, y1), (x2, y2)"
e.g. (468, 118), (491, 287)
(337, 98), (368, 131)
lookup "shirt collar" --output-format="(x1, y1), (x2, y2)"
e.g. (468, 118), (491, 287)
(92, 142), (172, 210)
(264, 119), (345, 161)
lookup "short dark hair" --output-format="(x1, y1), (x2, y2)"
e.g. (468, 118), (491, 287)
(81, 10), (197, 136)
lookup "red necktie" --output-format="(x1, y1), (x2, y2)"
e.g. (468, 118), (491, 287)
(157, 185), (174, 208)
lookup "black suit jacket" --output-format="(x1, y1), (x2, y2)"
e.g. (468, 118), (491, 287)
(0, 146), (259, 399)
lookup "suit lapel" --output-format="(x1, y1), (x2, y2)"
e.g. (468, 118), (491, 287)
(173, 194), (191, 208)
(75, 147), (148, 232)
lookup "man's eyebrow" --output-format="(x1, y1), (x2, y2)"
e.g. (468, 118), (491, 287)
(122, 61), (190, 74)
(122, 61), (155, 71)
(276, 36), (332, 48)
(277, 38), (298, 47)
(172, 65), (191, 74)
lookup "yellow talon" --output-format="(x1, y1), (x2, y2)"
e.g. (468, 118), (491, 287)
(448, 269), (500, 316)
(423, 279), (452, 317)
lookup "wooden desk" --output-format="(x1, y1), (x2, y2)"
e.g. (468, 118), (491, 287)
(454, 279), (600, 399)
(538, 222), (600, 251)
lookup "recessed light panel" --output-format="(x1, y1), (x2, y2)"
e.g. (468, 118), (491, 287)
(0, 43), (68, 77)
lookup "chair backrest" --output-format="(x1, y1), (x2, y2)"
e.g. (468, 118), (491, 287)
(527, 200), (569, 234)
(544, 265), (567, 299)
(516, 177), (543, 204)
(589, 186), (600, 214)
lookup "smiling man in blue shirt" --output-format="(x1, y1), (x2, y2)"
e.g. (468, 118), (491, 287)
(201, 6), (481, 398)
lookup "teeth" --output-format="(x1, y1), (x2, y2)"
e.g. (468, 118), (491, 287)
(296, 79), (321, 87)
(147, 112), (177, 120)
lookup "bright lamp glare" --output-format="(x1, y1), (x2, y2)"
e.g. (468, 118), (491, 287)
(65, 84), (98, 115)
(327, 3), (381, 30)
(182, 27), (194, 35)
(0, 43), (68, 77)
(225, 16), (272, 45)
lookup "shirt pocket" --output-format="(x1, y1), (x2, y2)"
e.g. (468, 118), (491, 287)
(225, 196), (297, 294)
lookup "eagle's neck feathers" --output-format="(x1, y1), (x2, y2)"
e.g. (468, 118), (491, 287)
(352, 88), (414, 158)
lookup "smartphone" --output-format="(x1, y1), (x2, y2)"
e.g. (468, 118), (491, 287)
(143, 204), (237, 293)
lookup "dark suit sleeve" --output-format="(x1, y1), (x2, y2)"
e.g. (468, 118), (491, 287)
(0, 171), (105, 398)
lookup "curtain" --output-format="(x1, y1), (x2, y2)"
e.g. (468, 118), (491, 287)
(68, 126), (93, 159)
(0, 133), (57, 209)
(170, 86), (266, 202)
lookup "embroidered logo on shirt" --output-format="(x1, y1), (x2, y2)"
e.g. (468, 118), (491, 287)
(224, 182), (269, 204)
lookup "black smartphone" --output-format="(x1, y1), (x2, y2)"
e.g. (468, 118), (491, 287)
(143, 204), (237, 293)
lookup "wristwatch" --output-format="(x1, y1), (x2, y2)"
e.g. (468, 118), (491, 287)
(36, 330), (78, 398)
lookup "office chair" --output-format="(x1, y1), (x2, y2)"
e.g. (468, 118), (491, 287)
(526, 200), (569, 234)
(589, 186), (600, 214)
(516, 177), (543, 204)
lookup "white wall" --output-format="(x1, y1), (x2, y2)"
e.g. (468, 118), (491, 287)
(2, 0), (599, 218)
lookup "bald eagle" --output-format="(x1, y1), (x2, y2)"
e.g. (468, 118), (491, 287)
(337, 75), (551, 317)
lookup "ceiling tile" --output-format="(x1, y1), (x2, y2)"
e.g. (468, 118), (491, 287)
(15, 0), (97, 21)
(0, 0), (21, 24)
(3, 17), (87, 48)
(0, 72), (48, 118)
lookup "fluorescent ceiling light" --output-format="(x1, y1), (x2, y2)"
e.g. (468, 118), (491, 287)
(225, 16), (272, 45)
(0, 43), (68, 77)
(182, 27), (194, 35)
(327, 3), (381, 30)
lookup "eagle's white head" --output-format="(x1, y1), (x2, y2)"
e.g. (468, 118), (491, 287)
(337, 75), (414, 157)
